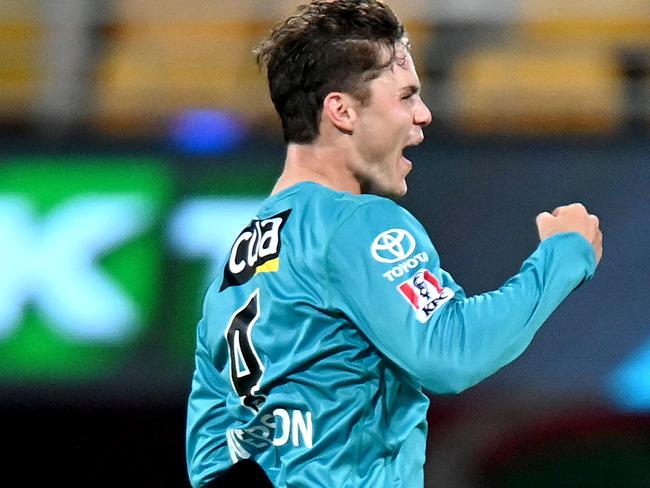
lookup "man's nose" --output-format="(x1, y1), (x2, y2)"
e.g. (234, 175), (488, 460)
(415, 97), (432, 127)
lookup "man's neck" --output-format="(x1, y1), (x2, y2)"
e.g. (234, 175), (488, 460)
(271, 141), (361, 196)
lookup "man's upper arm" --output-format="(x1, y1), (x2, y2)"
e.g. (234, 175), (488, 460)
(325, 199), (596, 394)
(325, 199), (461, 387)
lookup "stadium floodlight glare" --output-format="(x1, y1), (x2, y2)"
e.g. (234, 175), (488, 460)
(169, 109), (248, 155)
(606, 339), (650, 411)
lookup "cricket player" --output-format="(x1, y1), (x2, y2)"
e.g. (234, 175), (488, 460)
(186, 1), (603, 486)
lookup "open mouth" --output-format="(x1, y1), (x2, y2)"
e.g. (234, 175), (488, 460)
(400, 153), (413, 175)
(401, 146), (416, 166)
(402, 134), (424, 165)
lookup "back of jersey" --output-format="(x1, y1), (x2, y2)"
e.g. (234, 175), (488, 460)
(186, 182), (430, 488)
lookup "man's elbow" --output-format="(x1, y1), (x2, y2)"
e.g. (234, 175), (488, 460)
(420, 365), (484, 395)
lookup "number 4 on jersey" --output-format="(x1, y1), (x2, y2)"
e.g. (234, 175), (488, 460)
(225, 289), (266, 412)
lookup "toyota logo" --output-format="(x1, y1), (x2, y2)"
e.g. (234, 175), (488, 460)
(371, 229), (416, 263)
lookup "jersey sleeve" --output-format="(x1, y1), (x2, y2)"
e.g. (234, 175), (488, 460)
(325, 199), (597, 394)
(186, 315), (232, 488)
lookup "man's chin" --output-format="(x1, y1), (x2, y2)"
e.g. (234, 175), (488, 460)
(390, 181), (408, 200)
(361, 180), (407, 200)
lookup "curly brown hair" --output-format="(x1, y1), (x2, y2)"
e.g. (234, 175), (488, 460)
(255, 0), (408, 143)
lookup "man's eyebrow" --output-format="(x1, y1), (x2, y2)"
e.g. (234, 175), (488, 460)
(401, 85), (420, 96)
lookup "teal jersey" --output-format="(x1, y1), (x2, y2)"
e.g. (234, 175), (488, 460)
(186, 182), (596, 487)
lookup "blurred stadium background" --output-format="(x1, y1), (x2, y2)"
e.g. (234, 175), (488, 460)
(1, 0), (649, 486)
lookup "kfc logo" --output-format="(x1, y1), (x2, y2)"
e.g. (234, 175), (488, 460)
(398, 269), (454, 323)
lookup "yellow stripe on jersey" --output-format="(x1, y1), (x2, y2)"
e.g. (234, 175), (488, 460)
(256, 258), (279, 274)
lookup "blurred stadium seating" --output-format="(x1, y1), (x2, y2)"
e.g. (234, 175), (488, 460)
(1, 0), (648, 137)
(452, 45), (624, 133)
(93, 0), (434, 134)
(94, 3), (275, 132)
(0, 1), (41, 123)
(0, 0), (650, 134)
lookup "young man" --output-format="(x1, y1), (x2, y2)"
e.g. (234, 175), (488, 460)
(186, 1), (603, 487)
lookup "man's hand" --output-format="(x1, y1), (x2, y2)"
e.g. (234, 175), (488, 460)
(536, 203), (603, 265)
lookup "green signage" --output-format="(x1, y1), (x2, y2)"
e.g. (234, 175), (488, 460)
(0, 157), (173, 381)
(0, 156), (278, 388)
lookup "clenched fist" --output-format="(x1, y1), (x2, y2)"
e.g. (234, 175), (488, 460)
(536, 203), (603, 265)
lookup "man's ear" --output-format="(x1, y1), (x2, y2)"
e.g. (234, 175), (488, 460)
(322, 92), (357, 134)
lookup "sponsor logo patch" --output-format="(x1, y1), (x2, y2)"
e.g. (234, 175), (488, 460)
(398, 269), (454, 323)
(382, 251), (429, 281)
(371, 228), (416, 263)
(220, 209), (291, 291)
